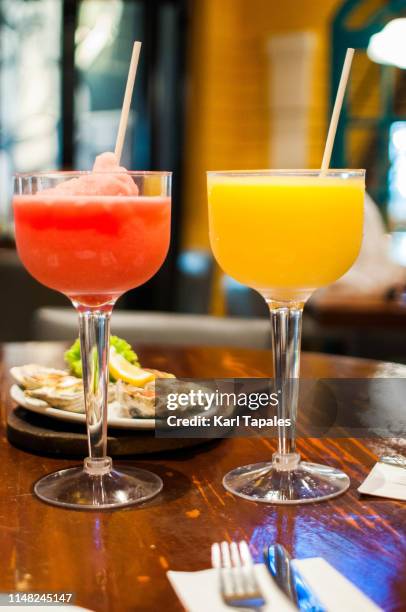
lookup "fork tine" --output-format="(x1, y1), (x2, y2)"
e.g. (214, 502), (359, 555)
(230, 541), (241, 567)
(220, 541), (232, 567)
(239, 541), (261, 595)
(211, 543), (221, 569)
(219, 541), (234, 598)
(239, 540), (254, 566)
(212, 540), (266, 609)
(230, 541), (245, 596)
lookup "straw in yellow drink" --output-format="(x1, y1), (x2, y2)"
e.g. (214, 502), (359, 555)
(208, 171), (364, 301)
(207, 49), (363, 505)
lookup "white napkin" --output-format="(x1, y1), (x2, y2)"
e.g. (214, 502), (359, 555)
(358, 462), (406, 501)
(168, 565), (295, 612)
(168, 558), (381, 612)
(293, 558), (382, 611)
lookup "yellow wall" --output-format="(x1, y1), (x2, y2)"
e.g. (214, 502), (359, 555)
(182, 0), (343, 254)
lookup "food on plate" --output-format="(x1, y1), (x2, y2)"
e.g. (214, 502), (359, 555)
(10, 365), (116, 414)
(109, 347), (155, 386)
(10, 364), (77, 390)
(25, 379), (85, 413)
(116, 380), (155, 419)
(65, 335), (139, 379)
(11, 335), (176, 420)
(116, 368), (176, 419)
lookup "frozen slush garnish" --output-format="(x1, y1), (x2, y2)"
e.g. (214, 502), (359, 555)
(41, 152), (139, 196)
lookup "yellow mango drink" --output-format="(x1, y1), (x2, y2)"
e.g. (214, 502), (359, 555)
(207, 170), (365, 302)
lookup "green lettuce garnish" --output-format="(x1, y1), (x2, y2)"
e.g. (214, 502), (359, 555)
(64, 335), (139, 379)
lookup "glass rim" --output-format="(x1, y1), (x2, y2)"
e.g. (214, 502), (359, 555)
(13, 170), (172, 179)
(207, 169), (365, 177)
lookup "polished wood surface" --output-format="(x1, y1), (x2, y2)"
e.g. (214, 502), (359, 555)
(0, 342), (405, 612)
(308, 294), (406, 328)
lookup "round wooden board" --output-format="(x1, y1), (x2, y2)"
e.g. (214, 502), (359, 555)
(7, 407), (209, 457)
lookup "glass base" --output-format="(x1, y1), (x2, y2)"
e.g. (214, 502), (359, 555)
(34, 462), (163, 510)
(223, 460), (350, 504)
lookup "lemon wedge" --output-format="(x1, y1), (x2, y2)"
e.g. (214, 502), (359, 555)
(109, 348), (155, 387)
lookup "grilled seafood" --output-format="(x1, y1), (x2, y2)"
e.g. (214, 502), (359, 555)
(11, 358), (180, 419)
(10, 364), (76, 390)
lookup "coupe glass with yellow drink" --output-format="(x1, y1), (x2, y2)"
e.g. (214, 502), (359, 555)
(207, 169), (365, 503)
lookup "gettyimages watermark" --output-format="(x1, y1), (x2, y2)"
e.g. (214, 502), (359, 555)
(165, 387), (286, 428)
(154, 378), (406, 439)
(166, 388), (280, 411)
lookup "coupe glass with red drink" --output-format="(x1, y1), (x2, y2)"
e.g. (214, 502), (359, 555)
(13, 154), (171, 509)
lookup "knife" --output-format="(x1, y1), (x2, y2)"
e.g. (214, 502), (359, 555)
(264, 544), (299, 607)
(264, 544), (326, 611)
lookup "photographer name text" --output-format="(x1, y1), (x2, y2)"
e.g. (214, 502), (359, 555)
(166, 415), (291, 428)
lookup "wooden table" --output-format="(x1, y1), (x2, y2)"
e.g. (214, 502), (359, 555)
(0, 342), (405, 612)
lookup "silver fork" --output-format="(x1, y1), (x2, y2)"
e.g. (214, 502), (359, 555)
(211, 540), (266, 610)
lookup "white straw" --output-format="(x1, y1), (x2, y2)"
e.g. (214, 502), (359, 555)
(321, 48), (354, 172)
(114, 41), (142, 164)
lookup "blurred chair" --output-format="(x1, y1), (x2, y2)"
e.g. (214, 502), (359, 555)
(33, 307), (271, 349)
(0, 249), (68, 341)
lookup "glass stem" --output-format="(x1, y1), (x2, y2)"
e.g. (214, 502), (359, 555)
(268, 300), (303, 471)
(76, 304), (114, 476)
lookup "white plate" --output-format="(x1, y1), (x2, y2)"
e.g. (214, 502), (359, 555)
(10, 385), (155, 430)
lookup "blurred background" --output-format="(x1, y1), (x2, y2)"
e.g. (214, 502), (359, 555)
(2, 0), (406, 362)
